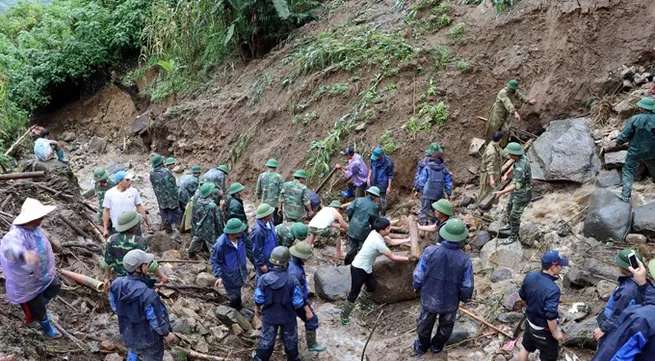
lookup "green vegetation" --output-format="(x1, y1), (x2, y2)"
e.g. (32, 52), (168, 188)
(379, 130), (398, 153)
(405, 78), (449, 132)
(449, 22), (467, 39)
(404, 0), (452, 36)
(251, 72), (272, 105)
(292, 82), (351, 115)
(492, 0), (517, 14)
(457, 60), (470, 72)
(293, 111), (318, 125)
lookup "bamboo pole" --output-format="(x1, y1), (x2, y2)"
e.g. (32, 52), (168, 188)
(458, 307), (512, 339)
(58, 214), (91, 240)
(0, 171), (45, 181)
(315, 167), (339, 194)
(4, 126), (35, 157)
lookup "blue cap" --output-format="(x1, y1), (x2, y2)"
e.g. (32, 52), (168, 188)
(114, 171), (134, 183)
(541, 250), (569, 268)
(371, 147), (384, 160)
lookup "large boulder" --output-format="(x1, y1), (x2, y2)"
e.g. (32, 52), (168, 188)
(595, 169), (622, 188)
(562, 317), (597, 350)
(372, 252), (417, 303)
(583, 189), (632, 242)
(604, 151), (628, 169)
(528, 118), (600, 183)
(633, 202), (655, 237)
(480, 239), (524, 270)
(564, 258), (621, 289)
(314, 266), (351, 301)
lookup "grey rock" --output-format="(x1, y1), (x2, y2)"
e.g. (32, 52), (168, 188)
(487, 222), (510, 238)
(562, 317), (598, 350)
(626, 233), (647, 244)
(372, 252), (418, 303)
(596, 280), (617, 301)
(62, 131), (76, 142)
(195, 272), (215, 288)
(171, 317), (195, 334)
(480, 239), (524, 270)
(446, 321), (478, 345)
(88, 136), (108, 154)
(584, 237), (600, 248)
(469, 231), (492, 249)
(621, 65), (635, 79)
(490, 267), (513, 283)
(583, 189), (632, 242)
(612, 99), (634, 117)
(623, 79), (634, 89)
(502, 291), (522, 311)
(471, 257), (483, 274)
(633, 202), (655, 237)
(560, 302), (590, 322)
(469, 138), (486, 156)
(132, 113), (150, 135)
(528, 118), (600, 183)
(518, 222), (541, 247)
(105, 354), (123, 361)
(564, 258), (621, 289)
(595, 169), (622, 188)
(634, 73), (651, 85)
(497, 312), (525, 324)
(604, 151), (628, 169)
(564, 267), (595, 289)
(214, 306), (252, 331)
(314, 266), (351, 301)
(459, 195), (476, 208)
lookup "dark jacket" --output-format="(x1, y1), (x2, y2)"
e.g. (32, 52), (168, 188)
(592, 285), (655, 361)
(346, 196), (379, 240)
(412, 241), (473, 313)
(210, 234), (248, 289)
(370, 156), (394, 191)
(288, 256), (309, 302)
(109, 274), (171, 350)
(226, 196), (247, 225)
(251, 219), (277, 268)
(254, 268), (304, 325)
(519, 271), (560, 328)
(417, 159), (453, 200)
(597, 275), (644, 333)
(616, 111), (655, 161)
(413, 156), (430, 191)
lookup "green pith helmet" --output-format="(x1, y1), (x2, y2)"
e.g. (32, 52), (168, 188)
(293, 169), (308, 179)
(265, 158), (279, 168)
(269, 246), (291, 266)
(224, 218), (247, 234)
(151, 154), (164, 167)
(290, 242), (313, 260)
(432, 199), (454, 216)
(438, 218), (469, 243)
(366, 186), (381, 197)
(507, 80), (519, 90)
(637, 97), (655, 111)
(200, 176), (213, 185)
(329, 200), (342, 208)
(116, 211), (141, 232)
(93, 167), (109, 182)
(425, 142), (442, 154)
(614, 248), (644, 270)
(199, 183), (215, 198)
(165, 157), (176, 166)
(228, 182), (246, 195)
(504, 142), (524, 156)
(256, 203), (275, 219)
(191, 165), (202, 174)
(218, 165), (229, 174)
(291, 223), (308, 240)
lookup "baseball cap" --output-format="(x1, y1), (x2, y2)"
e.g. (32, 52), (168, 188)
(114, 171), (134, 183)
(342, 147), (354, 156)
(541, 250), (569, 268)
(371, 147), (384, 160)
(123, 249), (155, 273)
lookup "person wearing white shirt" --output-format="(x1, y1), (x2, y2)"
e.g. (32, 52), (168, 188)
(103, 171), (151, 236)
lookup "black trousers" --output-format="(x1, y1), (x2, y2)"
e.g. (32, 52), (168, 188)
(347, 265), (377, 303)
(21, 277), (61, 323)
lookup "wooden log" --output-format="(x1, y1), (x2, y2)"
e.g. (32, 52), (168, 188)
(0, 171), (45, 181)
(83, 201), (98, 213)
(35, 183), (74, 200)
(315, 166), (340, 194)
(407, 215), (421, 258)
(173, 347), (228, 361)
(390, 225), (409, 234)
(58, 214), (91, 240)
(458, 307), (512, 339)
(0, 194), (13, 211)
(157, 259), (203, 264)
(4, 126), (35, 157)
(86, 219), (107, 244)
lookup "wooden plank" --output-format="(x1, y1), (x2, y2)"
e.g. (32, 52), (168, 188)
(315, 167), (339, 194)
(407, 215), (421, 258)
(0, 171), (45, 181)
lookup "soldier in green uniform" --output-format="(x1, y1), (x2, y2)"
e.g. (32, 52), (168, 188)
(178, 165), (202, 210)
(102, 211), (168, 292)
(345, 187), (381, 265)
(256, 158), (285, 225)
(485, 80), (536, 147)
(94, 167), (116, 224)
(203, 165), (229, 201)
(165, 157), (177, 172)
(188, 183), (224, 258)
(275, 222), (309, 248)
(494, 142), (532, 245)
(279, 169), (313, 222)
(149, 154), (181, 232)
(478, 131), (504, 201)
(615, 97), (655, 202)
(225, 182), (254, 263)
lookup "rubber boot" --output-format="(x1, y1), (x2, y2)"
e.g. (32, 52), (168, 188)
(357, 290), (376, 311)
(306, 330), (327, 352)
(126, 351), (139, 361)
(340, 301), (356, 326)
(38, 315), (61, 338)
(55, 148), (69, 164)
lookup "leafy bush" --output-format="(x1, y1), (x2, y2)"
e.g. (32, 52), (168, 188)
(456, 59), (470, 72)
(449, 22), (466, 39)
(380, 130), (398, 153)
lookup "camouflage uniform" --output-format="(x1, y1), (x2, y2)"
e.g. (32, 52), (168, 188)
(275, 222), (296, 248)
(507, 156), (532, 243)
(478, 141), (503, 200)
(279, 180), (311, 222)
(224, 195), (254, 263)
(177, 174), (199, 209)
(256, 170), (284, 225)
(485, 87), (529, 147)
(203, 168), (227, 198)
(188, 197), (223, 256)
(95, 179), (116, 222)
(308, 226), (339, 246)
(149, 165), (181, 230)
(102, 232), (149, 277)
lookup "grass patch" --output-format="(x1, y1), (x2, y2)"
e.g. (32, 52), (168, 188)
(449, 22), (467, 39)
(405, 78), (449, 132)
(380, 130), (398, 153)
(456, 60), (470, 72)
(250, 72), (272, 105)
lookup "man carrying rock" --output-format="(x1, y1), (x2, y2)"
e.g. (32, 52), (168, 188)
(94, 167), (116, 223)
(413, 142), (442, 196)
(337, 147), (369, 198)
(615, 97), (655, 202)
(188, 183), (223, 258)
(149, 154), (181, 233)
(253, 246), (306, 361)
(345, 187), (381, 265)
(593, 249), (647, 344)
(103, 211), (168, 293)
(110, 249), (174, 361)
(485, 79), (536, 147)
(307, 200), (348, 257)
(103, 171), (152, 237)
(412, 218), (473, 357)
(279, 170), (313, 222)
(494, 142), (532, 245)
(256, 158), (285, 225)
(478, 131), (504, 201)
(368, 147), (394, 216)
(517, 250), (568, 361)
(252, 204), (278, 280)
(275, 222), (308, 248)
(0, 198), (62, 338)
(203, 164), (229, 200)
(288, 242), (327, 352)
(415, 151), (452, 227)
(211, 219), (249, 311)
(177, 165), (202, 210)
(416, 199), (453, 244)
